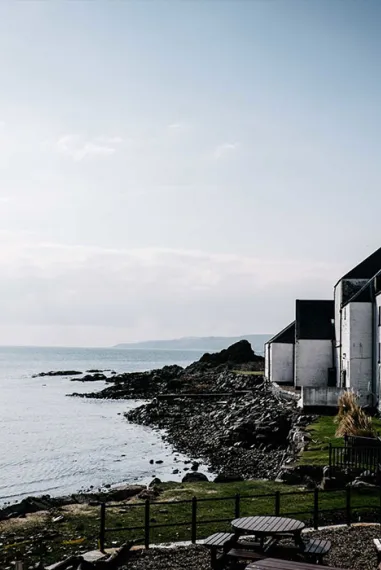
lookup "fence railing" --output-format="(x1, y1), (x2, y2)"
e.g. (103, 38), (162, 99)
(329, 443), (381, 473)
(98, 486), (381, 551)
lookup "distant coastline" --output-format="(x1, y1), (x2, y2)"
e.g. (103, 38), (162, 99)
(113, 334), (271, 355)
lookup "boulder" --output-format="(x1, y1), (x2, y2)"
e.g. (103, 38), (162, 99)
(276, 465), (323, 485)
(182, 472), (209, 483)
(214, 473), (244, 483)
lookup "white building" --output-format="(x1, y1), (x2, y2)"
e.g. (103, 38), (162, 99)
(265, 247), (381, 410)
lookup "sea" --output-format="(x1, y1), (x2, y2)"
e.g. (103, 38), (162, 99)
(0, 346), (208, 506)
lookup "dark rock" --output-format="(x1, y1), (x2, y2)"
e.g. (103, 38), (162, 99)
(72, 373), (108, 382)
(191, 462), (199, 471)
(33, 370), (82, 377)
(149, 478), (162, 487)
(214, 473), (244, 483)
(198, 340), (263, 366)
(276, 465), (323, 485)
(182, 472), (208, 483)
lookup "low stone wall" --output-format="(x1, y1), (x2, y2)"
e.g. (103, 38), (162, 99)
(301, 386), (345, 409)
(301, 386), (371, 409)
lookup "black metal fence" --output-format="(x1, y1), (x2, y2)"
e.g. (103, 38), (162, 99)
(98, 486), (381, 551)
(329, 442), (381, 474)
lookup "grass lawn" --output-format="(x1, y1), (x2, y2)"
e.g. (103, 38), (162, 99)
(2, 479), (380, 567)
(299, 415), (381, 466)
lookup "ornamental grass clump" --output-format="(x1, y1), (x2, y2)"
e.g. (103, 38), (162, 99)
(335, 390), (377, 438)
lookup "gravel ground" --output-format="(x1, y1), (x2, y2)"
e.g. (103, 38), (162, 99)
(123, 525), (381, 570)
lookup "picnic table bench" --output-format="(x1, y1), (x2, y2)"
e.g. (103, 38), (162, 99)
(247, 558), (346, 570)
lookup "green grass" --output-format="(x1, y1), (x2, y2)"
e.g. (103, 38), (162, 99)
(2, 479), (380, 567)
(299, 415), (381, 466)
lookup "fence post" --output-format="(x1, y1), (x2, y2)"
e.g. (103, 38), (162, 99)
(145, 499), (150, 549)
(313, 487), (319, 530)
(99, 503), (106, 553)
(274, 491), (280, 516)
(346, 486), (351, 527)
(329, 443), (332, 477)
(191, 496), (197, 544)
(235, 494), (241, 518)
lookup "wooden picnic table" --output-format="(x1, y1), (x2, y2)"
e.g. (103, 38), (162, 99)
(246, 558), (347, 570)
(231, 515), (305, 548)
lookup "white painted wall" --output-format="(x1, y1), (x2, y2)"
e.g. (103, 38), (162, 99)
(270, 343), (294, 384)
(376, 295), (381, 409)
(334, 279), (369, 388)
(341, 303), (350, 387)
(334, 281), (343, 381)
(294, 339), (333, 387)
(301, 386), (346, 408)
(264, 343), (270, 380)
(343, 302), (373, 407)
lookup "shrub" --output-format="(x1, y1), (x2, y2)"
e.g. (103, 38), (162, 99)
(335, 390), (377, 438)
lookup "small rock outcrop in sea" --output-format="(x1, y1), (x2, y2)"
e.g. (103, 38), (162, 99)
(198, 339), (262, 365)
(33, 370), (82, 377)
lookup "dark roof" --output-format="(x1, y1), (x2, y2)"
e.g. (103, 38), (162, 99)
(341, 278), (369, 306)
(295, 300), (334, 340)
(336, 246), (381, 285)
(342, 279), (372, 306)
(343, 267), (381, 305)
(266, 321), (295, 344)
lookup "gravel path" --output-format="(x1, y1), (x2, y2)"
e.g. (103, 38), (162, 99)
(123, 525), (381, 570)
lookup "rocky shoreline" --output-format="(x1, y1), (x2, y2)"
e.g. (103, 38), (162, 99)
(70, 340), (309, 481)
(0, 484), (146, 522)
(126, 371), (308, 480)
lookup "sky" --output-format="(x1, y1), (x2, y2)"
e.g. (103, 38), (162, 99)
(0, 0), (381, 347)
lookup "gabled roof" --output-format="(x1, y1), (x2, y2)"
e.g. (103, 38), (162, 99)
(266, 321), (295, 345)
(336, 246), (381, 286)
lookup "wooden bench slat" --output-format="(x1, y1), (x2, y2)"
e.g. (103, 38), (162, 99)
(204, 532), (235, 547)
(227, 548), (264, 561)
(304, 539), (331, 556)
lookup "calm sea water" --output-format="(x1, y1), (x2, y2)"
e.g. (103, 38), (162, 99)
(0, 346), (207, 505)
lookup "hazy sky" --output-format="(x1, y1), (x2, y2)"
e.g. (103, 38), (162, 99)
(0, 0), (380, 347)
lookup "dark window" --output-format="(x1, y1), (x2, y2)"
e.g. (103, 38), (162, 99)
(379, 342), (381, 364)
(379, 306), (381, 326)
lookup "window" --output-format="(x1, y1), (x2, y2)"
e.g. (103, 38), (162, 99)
(378, 306), (381, 327)
(378, 342), (381, 364)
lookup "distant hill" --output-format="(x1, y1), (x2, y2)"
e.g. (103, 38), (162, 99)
(113, 334), (271, 355)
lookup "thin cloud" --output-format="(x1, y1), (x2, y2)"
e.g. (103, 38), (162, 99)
(213, 142), (239, 159)
(55, 134), (122, 161)
(166, 122), (190, 133)
(95, 136), (124, 144)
